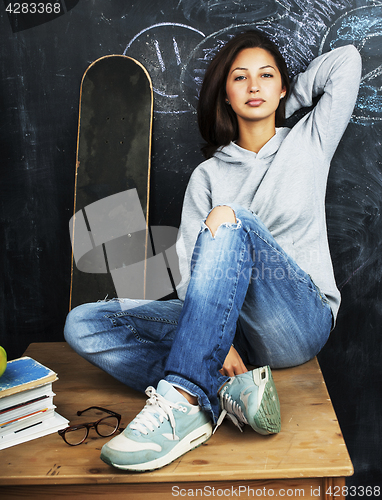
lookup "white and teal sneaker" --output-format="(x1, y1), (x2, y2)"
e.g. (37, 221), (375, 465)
(216, 366), (281, 435)
(100, 380), (213, 471)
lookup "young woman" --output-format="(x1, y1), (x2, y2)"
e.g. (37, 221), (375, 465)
(64, 30), (361, 472)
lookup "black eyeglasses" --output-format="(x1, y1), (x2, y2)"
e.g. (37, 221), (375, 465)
(58, 406), (122, 446)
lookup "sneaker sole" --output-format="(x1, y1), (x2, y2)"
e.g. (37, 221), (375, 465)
(100, 422), (213, 472)
(251, 366), (281, 435)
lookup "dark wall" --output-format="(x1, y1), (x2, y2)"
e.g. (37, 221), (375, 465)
(1, 0), (381, 493)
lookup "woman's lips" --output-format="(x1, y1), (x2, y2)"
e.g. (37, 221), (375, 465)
(246, 98), (265, 107)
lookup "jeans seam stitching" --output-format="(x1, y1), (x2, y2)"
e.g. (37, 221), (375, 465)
(104, 312), (178, 325)
(208, 231), (250, 399)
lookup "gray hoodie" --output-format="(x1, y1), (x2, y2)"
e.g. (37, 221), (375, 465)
(176, 45), (362, 321)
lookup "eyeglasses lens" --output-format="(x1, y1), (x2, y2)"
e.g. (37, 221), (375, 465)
(64, 426), (88, 446)
(97, 416), (119, 437)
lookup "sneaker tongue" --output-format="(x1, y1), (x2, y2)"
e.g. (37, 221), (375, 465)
(157, 380), (189, 404)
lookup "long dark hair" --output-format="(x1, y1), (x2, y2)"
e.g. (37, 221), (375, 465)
(197, 30), (290, 159)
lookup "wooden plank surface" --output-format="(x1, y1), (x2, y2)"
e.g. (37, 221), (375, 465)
(0, 342), (353, 487)
(0, 478), (337, 499)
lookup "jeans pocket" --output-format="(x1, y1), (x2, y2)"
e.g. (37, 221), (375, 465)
(308, 275), (330, 307)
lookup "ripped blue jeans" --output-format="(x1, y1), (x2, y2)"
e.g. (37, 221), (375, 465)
(64, 204), (332, 423)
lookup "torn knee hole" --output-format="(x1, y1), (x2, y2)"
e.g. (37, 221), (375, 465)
(205, 206), (237, 237)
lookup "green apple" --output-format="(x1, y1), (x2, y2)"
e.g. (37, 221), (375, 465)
(0, 346), (7, 378)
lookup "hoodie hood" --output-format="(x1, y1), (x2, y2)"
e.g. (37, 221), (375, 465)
(214, 127), (290, 165)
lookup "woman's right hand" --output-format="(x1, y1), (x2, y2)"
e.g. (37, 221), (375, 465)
(219, 345), (247, 377)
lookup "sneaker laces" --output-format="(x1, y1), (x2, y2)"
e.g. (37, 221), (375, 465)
(214, 391), (248, 434)
(130, 386), (182, 439)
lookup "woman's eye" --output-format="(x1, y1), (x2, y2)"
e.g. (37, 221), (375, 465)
(262, 73), (273, 78)
(234, 75), (246, 81)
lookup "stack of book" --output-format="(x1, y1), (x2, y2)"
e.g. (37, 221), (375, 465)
(0, 356), (69, 450)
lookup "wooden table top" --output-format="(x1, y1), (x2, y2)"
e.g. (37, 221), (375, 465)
(0, 342), (353, 486)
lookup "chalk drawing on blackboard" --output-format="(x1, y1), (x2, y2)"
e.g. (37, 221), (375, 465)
(124, 23), (205, 114)
(320, 5), (382, 125)
(122, 0), (353, 114)
(178, 0), (280, 24)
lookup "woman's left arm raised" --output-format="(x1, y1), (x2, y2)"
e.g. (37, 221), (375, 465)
(285, 45), (362, 161)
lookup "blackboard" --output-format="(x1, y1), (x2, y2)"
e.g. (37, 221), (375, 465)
(1, 0), (381, 490)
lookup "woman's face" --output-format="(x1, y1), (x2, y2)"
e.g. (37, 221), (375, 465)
(225, 47), (286, 128)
